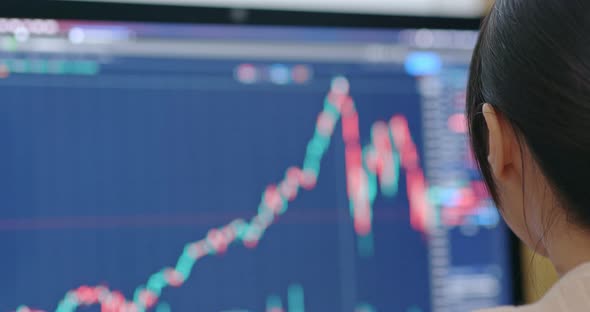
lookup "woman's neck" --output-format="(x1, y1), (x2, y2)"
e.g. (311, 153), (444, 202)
(545, 221), (590, 276)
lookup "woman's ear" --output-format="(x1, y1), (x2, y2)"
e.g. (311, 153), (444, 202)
(482, 103), (514, 180)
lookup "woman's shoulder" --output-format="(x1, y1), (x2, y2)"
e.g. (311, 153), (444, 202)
(475, 307), (519, 312)
(475, 262), (590, 312)
(475, 305), (541, 312)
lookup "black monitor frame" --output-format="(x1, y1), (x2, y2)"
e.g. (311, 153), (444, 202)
(0, 0), (523, 306)
(0, 1), (483, 29)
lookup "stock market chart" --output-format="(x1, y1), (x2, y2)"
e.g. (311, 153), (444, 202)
(0, 19), (513, 312)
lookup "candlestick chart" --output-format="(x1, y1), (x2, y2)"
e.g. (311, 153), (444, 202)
(3, 74), (494, 312)
(0, 58), (508, 312)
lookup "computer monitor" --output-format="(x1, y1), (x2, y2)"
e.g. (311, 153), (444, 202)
(0, 5), (516, 312)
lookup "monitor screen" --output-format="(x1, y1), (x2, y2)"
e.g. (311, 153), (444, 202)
(0, 18), (512, 312)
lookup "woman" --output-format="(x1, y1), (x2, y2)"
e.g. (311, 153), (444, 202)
(468, 1), (590, 311)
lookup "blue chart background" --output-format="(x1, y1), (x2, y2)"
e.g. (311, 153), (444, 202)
(0, 57), (457, 311)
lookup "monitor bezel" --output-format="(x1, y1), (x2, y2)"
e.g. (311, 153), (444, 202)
(0, 0), (524, 306)
(0, 1), (483, 29)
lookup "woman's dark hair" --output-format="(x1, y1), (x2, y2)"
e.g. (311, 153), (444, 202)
(467, 0), (590, 227)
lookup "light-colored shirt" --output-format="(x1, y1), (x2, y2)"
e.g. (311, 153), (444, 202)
(476, 262), (590, 312)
